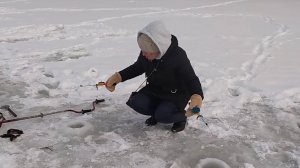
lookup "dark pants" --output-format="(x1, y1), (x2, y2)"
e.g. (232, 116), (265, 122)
(126, 92), (186, 124)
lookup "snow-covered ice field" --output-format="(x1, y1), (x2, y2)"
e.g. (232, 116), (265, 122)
(0, 0), (299, 167)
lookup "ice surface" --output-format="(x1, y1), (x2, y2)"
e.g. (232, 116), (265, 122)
(0, 0), (299, 168)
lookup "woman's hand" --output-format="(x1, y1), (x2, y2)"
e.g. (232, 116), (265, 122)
(185, 94), (202, 117)
(105, 72), (122, 92)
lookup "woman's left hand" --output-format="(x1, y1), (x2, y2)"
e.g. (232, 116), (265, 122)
(185, 94), (202, 117)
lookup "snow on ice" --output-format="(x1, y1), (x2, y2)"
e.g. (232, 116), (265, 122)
(0, 0), (299, 168)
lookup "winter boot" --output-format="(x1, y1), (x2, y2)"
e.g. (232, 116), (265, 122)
(145, 116), (157, 126)
(171, 121), (186, 132)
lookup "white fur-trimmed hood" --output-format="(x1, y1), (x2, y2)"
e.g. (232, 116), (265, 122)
(138, 21), (172, 59)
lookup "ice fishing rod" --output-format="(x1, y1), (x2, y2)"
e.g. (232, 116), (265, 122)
(80, 81), (116, 90)
(191, 107), (214, 136)
(0, 99), (105, 128)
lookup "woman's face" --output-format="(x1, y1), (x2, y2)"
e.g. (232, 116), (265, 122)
(142, 51), (160, 61)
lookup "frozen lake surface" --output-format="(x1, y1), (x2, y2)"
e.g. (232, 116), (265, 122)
(0, 0), (299, 167)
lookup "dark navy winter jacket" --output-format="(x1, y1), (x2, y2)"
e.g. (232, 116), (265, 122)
(119, 35), (203, 111)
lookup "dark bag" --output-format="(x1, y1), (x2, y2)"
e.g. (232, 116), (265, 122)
(126, 91), (138, 107)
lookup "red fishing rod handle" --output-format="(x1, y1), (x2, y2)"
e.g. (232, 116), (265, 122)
(96, 82), (117, 89)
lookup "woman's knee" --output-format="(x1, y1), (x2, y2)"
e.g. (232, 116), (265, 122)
(126, 92), (155, 115)
(154, 102), (179, 123)
(155, 103), (177, 123)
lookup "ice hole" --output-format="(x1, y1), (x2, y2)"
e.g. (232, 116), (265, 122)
(228, 88), (240, 97)
(38, 90), (49, 97)
(196, 158), (231, 168)
(297, 122), (300, 129)
(202, 162), (224, 168)
(68, 122), (84, 128)
(60, 121), (93, 136)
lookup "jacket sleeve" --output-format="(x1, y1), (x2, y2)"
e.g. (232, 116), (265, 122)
(177, 50), (204, 100)
(119, 54), (145, 82)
